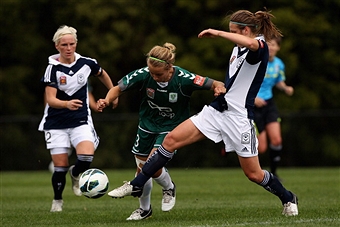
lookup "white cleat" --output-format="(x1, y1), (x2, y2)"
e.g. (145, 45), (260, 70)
(50, 199), (63, 212)
(282, 193), (298, 216)
(161, 182), (176, 212)
(108, 181), (143, 198)
(69, 165), (82, 196)
(126, 207), (152, 220)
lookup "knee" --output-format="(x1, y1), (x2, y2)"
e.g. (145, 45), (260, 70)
(270, 137), (282, 147)
(162, 133), (176, 151)
(244, 171), (263, 184)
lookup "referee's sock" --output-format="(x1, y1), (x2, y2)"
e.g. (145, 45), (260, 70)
(269, 144), (282, 176)
(131, 145), (174, 187)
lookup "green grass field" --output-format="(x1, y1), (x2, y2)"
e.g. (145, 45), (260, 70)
(1, 168), (339, 227)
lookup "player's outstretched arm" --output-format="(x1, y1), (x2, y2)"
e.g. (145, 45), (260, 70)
(97, 86), (121, 112)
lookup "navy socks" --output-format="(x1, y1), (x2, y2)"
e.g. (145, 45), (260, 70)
(131, 146), (173, 187)
(72, 154), (93, 176)
(52, 167), (68, 200)
(259, 170), (292, 204)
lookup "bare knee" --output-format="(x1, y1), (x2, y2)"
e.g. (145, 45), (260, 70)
(244, 171), (264, 184)
(270, 137), (282, 147)
(162, 133), (177, 151)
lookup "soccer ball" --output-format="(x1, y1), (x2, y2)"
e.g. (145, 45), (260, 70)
(79, 168), (109, 199)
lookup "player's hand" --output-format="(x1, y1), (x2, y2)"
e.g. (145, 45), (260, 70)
(66, 99), (83, 110)
(284, 86), (294, 96)
(97, 99), (109, 112)
(198, 29), (220, 38)
(214, 86), (226, 97)
(254, 97), (267, 107)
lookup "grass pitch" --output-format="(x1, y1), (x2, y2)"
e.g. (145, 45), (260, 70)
(1, 168), (339, 227)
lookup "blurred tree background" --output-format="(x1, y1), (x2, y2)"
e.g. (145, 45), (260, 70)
(1, 0), (339, 170)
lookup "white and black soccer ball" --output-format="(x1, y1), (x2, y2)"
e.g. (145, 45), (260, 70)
(79, 168), (109, 199)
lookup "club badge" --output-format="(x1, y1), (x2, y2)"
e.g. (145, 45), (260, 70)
(78, 73), (85, 84)
(169, 93), (178, 103)
(60, 75), (67, 85)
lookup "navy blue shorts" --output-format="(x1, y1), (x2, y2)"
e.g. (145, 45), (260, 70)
(254, 98), (280, 133)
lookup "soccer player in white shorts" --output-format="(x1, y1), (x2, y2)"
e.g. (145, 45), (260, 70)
(39, 25), (115, 212)
(108, 9), (298, 217)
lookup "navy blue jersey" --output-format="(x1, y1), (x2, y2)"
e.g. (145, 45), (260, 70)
(39, 53), (100, 130)
(210, 37), (268, 119)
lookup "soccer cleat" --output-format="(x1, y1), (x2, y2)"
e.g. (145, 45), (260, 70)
(126, 207), (152, 220)
(161, 181), (176, 212)
(282, 193), (298, 216)
(50, 199), (63, 212)
(108, 181), (143, 198)
(69, 165), (82, 196)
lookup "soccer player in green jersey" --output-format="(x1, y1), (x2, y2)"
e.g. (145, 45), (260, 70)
(97, 42), (225, 220)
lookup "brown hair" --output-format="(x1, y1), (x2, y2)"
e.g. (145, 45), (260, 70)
(146, 42), (176, 68)
(227, 9), (282, 40)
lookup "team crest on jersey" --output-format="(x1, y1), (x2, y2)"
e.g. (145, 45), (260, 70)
(77, 74), (85, 84)
(193, 75), (205, 86)
(147, 88), (155, 99)
(60, 75), (67, 85)
(169, 93), (178, 103)
(241, 133), (250, 144)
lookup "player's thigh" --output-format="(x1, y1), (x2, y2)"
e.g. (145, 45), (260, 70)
(75, 140), (95, 155)
(163, 118), (205, 151)
(265, 121), (282, 145)
(257, 131), (268, 153)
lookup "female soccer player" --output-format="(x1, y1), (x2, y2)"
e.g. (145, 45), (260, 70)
(107, 9), (299, 217)
(254, 37), (294, 178)
(97, 42), (225, 220)
(38, 25), (115, 212)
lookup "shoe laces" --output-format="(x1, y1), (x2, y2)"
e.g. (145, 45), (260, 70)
(118, 181), (132, 192)
(163, 189), (174, 203)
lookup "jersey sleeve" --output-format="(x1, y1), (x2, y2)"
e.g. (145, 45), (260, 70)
(118, 67), (149, 92)
(276, 58), (286, 82)
(85, 58), (101, 76)
(41, 65), (58, 88)
(177, 67), (212, 92)
(246, 39), (268, 65)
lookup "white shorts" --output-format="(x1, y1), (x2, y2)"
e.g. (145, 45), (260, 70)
(43, 124), (99, 150)
(190, 105), (258, 157)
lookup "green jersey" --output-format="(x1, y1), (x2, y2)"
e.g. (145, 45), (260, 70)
(118, 66), (213, 133)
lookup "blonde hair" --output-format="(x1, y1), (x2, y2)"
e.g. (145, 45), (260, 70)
(52, 25), (78, 44)
(227, 9), (282, 40)
(146, 42), (176, 68)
